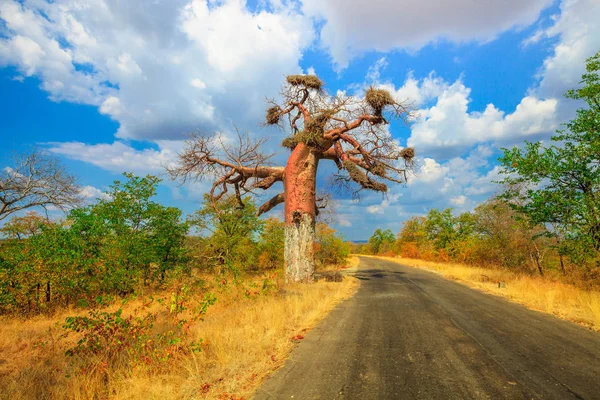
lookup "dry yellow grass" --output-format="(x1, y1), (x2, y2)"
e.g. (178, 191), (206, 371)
(317, 256), (360, 274)
(0, 275), (358, 400)
(346, 256), (360, 269)
(364, 255), (600, 331)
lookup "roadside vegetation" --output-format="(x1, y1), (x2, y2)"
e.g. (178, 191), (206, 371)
(357, 50), (600, 330)
(0, 172), (356, 399)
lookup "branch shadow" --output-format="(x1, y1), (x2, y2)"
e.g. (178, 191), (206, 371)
(350, 268), (405, 281)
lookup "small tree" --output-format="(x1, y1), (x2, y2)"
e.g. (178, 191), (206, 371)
(424, 209), (457, 250)
(0, 212), (49, 239)
(368, 228), (396, 254)
(0, 149), (81, 220)
(315, 222), (350, 266)
(189, 194), (264, 270)
(472, 199), (548, 273)
(169, 75), (414, 282)
(499, 50), (600, 263)
(257, 217), (285, 270)
(396, 216), (428, 257)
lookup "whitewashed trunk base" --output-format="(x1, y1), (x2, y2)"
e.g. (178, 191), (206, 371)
(284, 212), (315, 283)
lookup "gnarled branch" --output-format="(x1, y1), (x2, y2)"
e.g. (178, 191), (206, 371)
(168, 129), (284, 213)
(258, 193), (284, 216)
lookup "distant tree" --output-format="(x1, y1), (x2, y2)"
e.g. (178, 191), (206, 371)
(424, 209), (457, 250)
(368, 228), (395, 254)
(499, 50), (600, 259)
(169, 75), (414, 282)
(0, 149), (81, 221)
(473, 199), (548, 274)
(421, 209), (477, 259)
(395, 216), (428, 258)
(0, 212), (49, 239)
(397, 216), (427, 244)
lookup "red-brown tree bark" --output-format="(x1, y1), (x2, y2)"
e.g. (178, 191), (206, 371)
(282, 143), (319, 281)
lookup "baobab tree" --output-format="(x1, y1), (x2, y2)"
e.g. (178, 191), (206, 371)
(169, 75), (414, 282)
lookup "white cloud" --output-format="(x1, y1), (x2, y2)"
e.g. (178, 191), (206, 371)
(402, 79), (558, 158)
(465, 166), (503, 196)
(337, 216), (352, 227)
(394, 0), (600, 160)
(99, 96), (123, 117)
(0, 0), (314, 141)
(534, 0), (600, 100)
(79, 185), (107, 201)
(302, 0), (553, 68)
(414, 158), (448, 183)
(366, 204), (384, 215)
(48, 141), (180, 175)
(381, 72), (449, 108)
(450, 195), (467, 206)
(114, 53), (142, 76)
(190, 78), (207, 89)
(365, 57), (388, 83)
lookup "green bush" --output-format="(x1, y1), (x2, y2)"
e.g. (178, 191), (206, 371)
(0, 173), (189, 315)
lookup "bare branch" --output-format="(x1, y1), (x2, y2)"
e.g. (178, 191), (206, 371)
(168, 129), (285, 214)
(257, 193), (284, 216)
(0, 149), (82, 221)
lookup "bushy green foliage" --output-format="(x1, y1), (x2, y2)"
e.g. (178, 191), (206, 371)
(368, 228), (395, 254)
(0, 173), (189, 315)
(0, 170), (354, 315)
(256, 217), (285, 270)
(188, 197), (349, 272)
(499, 50), (600, 265)
(424, 209), (476, 257)
(188, 195), (264, 271)
(359, 199), (559, 276)
(315, 223), (350, 267)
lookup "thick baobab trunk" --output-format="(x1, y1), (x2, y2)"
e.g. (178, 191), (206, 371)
(283, 143), (319, 283)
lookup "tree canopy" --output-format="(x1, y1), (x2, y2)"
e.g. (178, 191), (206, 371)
(499, 50), (600, 255)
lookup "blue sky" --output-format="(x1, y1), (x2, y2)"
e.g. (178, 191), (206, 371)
(1, 0), (599, 240)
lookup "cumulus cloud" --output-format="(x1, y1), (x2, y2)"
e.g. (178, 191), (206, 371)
(302, 0), (553, 67)
(396, 0), (599, 160)
(411, 88), (558, 158)
(449, 195), (467, 207)
(48, 141), (181, 175)
(0, 0), (313, 141)
(379, 76), (559, 159)
(534, 0), (600, 100)
(79, 185), (109, 201)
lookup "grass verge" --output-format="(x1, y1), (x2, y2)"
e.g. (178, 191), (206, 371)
(0, 275), (358, 400)
(362, 255), (600, 332)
